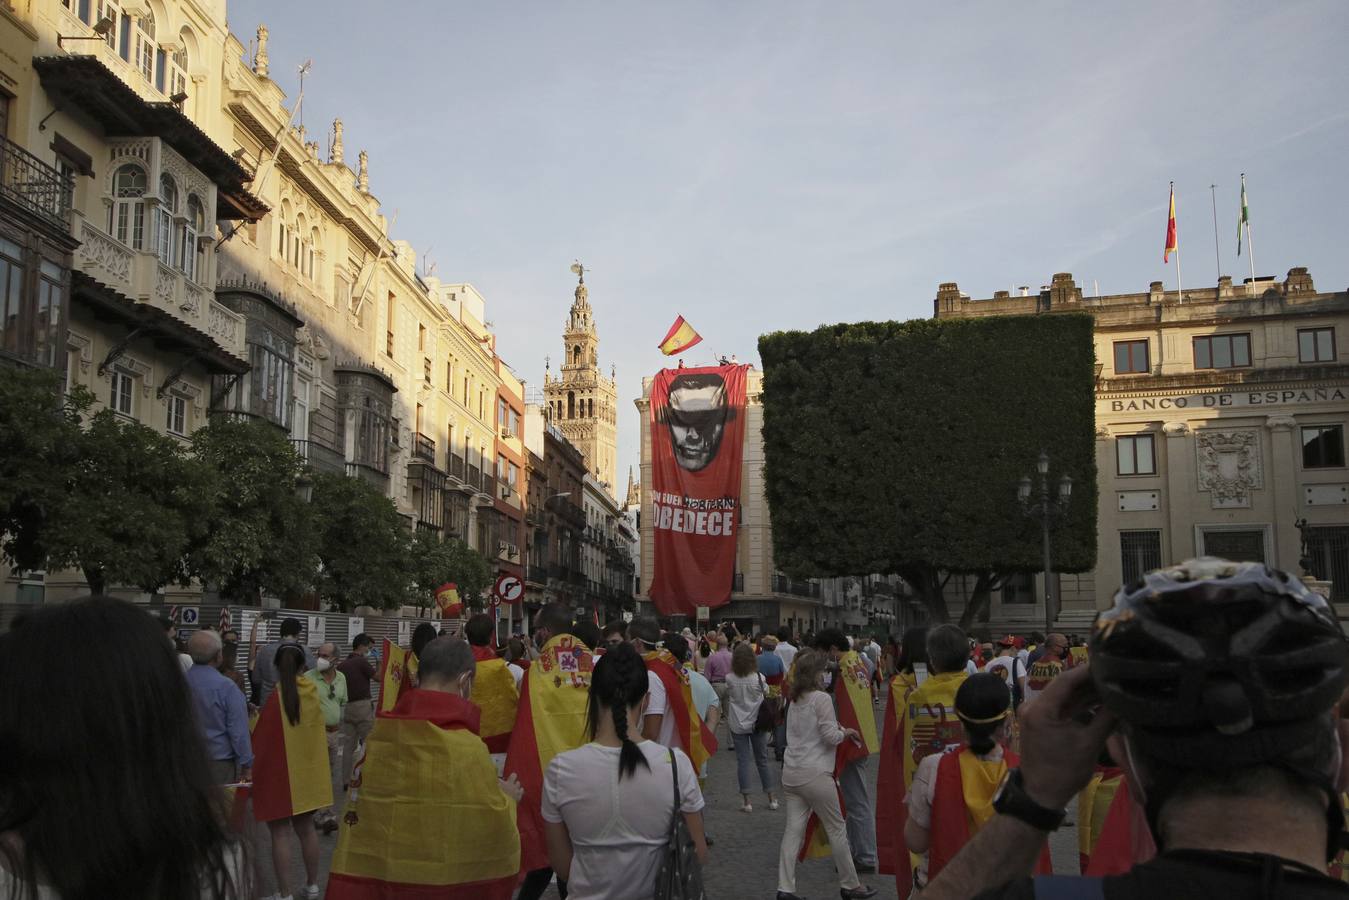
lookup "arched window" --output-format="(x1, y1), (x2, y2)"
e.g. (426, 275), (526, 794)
(293, 213), (305, 269)
(572, 345), (581, 365)
(109, 164), (146, 249)
(181, 195), (204, 282)
(276, 200), (291, 259)
(567, 391), (575, 419)
(168, 46), (187, 100)
(155, 174), (177, 265)
(134, 12), (155, 83)
(308, 227), (319, 280)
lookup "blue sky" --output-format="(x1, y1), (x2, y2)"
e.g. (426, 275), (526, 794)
(228, 0), (1349, 482)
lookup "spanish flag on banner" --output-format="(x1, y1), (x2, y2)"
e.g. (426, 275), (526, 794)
(435, 583), (463, 619)
(470, 644), (520, 754)
(644, 649), (717, 773)
(327, 689), (520, 899)
(377, 638), (417, 714)
(503, 635), (594, 874)
(657, 315), (703, 356)
(799, 651), (879, 860)
(251, 675), (332, 822)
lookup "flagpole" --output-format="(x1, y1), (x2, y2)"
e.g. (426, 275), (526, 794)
(1209, 184), (1221, 283)
(1243, 174), (1256, 286)
(1173, 183), (1183, 303)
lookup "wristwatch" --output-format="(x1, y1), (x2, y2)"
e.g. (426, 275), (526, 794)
(992, 768), (1066, 831)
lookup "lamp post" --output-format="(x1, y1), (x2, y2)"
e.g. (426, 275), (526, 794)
(1018, 449), (1073, 635)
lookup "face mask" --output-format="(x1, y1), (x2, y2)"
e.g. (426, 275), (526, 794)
(316, 658), (332, 672)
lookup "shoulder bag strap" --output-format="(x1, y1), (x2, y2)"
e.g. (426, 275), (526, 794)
(669, 749), (681, 828)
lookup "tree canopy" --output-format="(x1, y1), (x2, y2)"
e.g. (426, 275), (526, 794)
(758, 314), (1098, 623)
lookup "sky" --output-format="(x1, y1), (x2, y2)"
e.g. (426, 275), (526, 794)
(227, 0), (1349, 484)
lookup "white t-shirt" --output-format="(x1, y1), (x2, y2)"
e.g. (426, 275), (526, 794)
(964, 658), (979, 676)
(724, 671), (767, 735)
(507, 662), (524, 689)
(542, 741), (705, 900)
(776, 641), (798, 669)
(645, 669), (679, 749)
(985, 655), (1021, 690)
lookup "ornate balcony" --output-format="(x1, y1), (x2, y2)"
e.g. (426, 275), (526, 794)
(0, 136), (72, 231)
(413, 432), (436, 464)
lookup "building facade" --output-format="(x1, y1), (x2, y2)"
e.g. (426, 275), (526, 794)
(579, 474), (636, 625)
(543, 272), (618, 496)
(935, 269), (1349, 621)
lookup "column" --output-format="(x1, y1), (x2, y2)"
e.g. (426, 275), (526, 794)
(1265, 415), (1299, 569)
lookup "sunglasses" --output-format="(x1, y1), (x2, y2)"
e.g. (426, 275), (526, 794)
(328, 684), (336, 700)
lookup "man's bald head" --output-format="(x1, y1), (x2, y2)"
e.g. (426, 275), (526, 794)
(187, 629), (222, 665)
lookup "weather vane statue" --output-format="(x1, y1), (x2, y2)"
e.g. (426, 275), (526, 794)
(570, 260), (586, 284)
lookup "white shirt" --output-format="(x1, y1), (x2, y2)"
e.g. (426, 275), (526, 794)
(985, 655), (1021, 690)
(724, 671), (767, 735)
(542, 741), (705, 900)
(906, 745), (1004, 887)
(645, 670), (679, 749)
(776, 641), (798, 669)
(964, 658), (979, 675)
(782, 690), (846, 787)
(507, 662), (524, 689)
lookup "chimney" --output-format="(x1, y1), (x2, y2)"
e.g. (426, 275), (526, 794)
(254, 25), (269, 78)
(1049, 272), (1081, 307)
(993, 290), (1010, 299)
(1148, 281), (1164, 304)
(1018, 285), (1030, 297)
(934, 282), (961, 317)
(1217, 275), (1233, 298)
(1284, 267), (1315, 295)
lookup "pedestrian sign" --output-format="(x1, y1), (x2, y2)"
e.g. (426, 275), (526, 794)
(179, 606), (200, 627)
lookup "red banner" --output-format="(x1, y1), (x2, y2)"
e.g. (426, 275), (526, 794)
(649, 364), (748, 616)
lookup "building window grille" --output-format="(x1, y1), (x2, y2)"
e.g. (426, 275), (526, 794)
(1120, 530), (1162, 585)
(1201, 529), (1266, 564)
(1306, 526), (1349, 603)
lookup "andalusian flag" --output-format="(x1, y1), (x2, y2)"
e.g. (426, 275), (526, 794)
(470, 644), (520, 754)
(377, 638), (417, 713)
(435, 583), (463, 619)
(503, 634), (595, 873)
(657, 315), (703, 356)
(644, 649), (718, 774)
(1237, 174), (1250, 255)
(327, 689), (520, 899)
(1163, 183), (1178, 263)
(250, 676), (333, 822)
(799, 651), (879, 859)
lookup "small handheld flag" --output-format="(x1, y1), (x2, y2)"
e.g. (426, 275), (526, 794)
(1164, 184), (1178, 263)
(1237, 174), (1249, 255)
(658, 315), (702, 356)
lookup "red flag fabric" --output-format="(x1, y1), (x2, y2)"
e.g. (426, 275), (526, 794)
(1085, 775), (1156, 876)
(876, 672), (918, 880)
(648, 364), (748, 616)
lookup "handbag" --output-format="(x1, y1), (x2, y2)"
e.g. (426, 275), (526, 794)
(754, 674), (782, 732)
(653, 750), (705, 900)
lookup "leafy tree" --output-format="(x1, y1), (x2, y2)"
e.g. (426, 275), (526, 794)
(44, 410), (212, 595)
(758, 315), (1098, 624)
(190, 417), (317, 604)
(405, 530), (492, 614)
(0, 367), (90, 573)
(310, 472), (409, 611)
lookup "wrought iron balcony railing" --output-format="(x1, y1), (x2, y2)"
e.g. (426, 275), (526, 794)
(413, 432), (436, 463)
(0, 136), (72, 231)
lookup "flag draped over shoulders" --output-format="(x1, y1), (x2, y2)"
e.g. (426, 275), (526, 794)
(876, 670), (918, 877)
(503, 635), (594, 874)
(644, 649), (717, 772)
(377, 638), (416, 714)
(251, 675), (332, 822)
(1084, 772), (1156, 876)
(800, 651), (879, 859)
(327, 688), (520, 899)
(470, 645), (520, 754)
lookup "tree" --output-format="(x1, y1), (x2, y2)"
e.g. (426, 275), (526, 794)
(758, 315), (1098, 623)
(190, 417), (317, 604)
(0, 367), (90, 574)
(44, 410), (212, 595)
(405, 530), (492, 614)
(310, 472), (409, 611)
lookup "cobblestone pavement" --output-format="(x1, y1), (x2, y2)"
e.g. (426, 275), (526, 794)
(259, 703), (1078, 898)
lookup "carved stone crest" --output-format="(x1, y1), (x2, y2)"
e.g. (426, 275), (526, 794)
(1196, 429), (1263, 508)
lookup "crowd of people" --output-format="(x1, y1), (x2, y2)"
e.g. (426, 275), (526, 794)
(2, 558), (1349, 899)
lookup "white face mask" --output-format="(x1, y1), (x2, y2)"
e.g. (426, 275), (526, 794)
(316, 658), (332, 672)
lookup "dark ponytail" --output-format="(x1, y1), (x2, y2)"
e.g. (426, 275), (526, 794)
(275, 644), (305, 727)
(587, 642), (652, 780)
(955, 672), (1011, 757)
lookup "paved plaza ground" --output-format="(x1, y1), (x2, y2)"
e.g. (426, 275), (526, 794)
(261, 703), (1079, 898)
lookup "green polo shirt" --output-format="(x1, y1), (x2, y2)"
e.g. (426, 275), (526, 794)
(306, 668), (348, 727)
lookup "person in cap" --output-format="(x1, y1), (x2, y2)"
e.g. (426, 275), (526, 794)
(923, 558), (1349, 900)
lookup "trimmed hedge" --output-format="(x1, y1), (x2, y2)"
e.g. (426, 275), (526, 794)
(758, 314), (1097, 580)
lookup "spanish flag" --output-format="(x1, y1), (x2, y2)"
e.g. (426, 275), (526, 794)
(436, 583), (463, 619)
(251, 675), (333, 822)
(1164, 183), (1178, 263)
(657, 315), (703, 356)
(927, 747), (1051, 882)
(377, 638), (417, 714)
(327, 689), (520, 899)
(470, 644), (520, 754)
(644, 649), (717, 773)
(1078, 767), (1124, 872)
(876, 670), (918, 877)
(503, 634), (595, 873)
(799, 651), (879, 859)
(1084, 772), (1156, 876)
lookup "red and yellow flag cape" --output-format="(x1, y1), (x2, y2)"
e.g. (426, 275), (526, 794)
(377, 639), (417, 714)
(1078, 767), (1123, 872)
(503, 635), (594, 874)
(876, 670), (966, 899)
(470, 645), (520, 754)
(927, 746), (1051, 882)
(251, 675), (332, 822)
(327, 689), (520, 899)
(799, 651), (880, 859)
(1084, 772), (1156, 876)
(644, 649), (717, 773)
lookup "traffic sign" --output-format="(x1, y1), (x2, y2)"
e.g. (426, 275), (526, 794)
(179, 606), (200, 626)
(494, 574), (523, 604)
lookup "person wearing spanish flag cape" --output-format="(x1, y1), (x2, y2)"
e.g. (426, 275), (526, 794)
(629, 616), (718, 774)
(250, 643), (332, 900)
(875, 625), (969, 899)
(464, 612), (521, 773)
(326, 636), (523, 900)
(504, 604), (596, 900)
(903, 672), (1052, 893)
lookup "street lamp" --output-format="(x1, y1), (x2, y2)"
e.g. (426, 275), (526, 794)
(1018, 449), (1073, 634)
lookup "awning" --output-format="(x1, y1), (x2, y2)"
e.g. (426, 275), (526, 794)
(33, 56), (269, 221)
(72, 270), (249, 375)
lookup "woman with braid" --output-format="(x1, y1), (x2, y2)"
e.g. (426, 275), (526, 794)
(542, 642), (708, 899)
